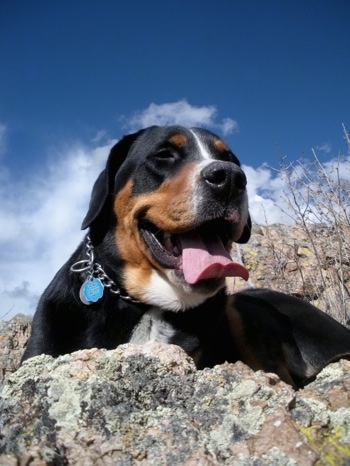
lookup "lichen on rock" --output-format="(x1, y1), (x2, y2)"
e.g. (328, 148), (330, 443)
(1, 341), (349, 465)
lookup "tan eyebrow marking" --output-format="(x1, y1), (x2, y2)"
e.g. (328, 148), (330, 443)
(168, 133), (187, 147)
(214, 138), (229, 153)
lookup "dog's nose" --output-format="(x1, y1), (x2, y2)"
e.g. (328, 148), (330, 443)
(201, 162), (247, 198)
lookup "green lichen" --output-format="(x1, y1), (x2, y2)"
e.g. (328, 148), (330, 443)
(297, 247), (312, 257)
(298, 424), (350, 465)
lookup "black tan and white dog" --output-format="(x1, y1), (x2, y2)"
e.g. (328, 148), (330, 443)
(22, 125), (350, 388)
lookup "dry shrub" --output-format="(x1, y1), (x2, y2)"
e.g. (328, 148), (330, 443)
(258, 125), (350, 324)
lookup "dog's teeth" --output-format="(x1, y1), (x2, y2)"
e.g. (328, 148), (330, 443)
(162, 232), (181, 256)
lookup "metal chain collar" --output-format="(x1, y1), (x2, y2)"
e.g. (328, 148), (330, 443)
(70, 236), (139, 304)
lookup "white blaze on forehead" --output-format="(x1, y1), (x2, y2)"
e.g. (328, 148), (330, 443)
(188, 129), (214, 160)
(189, 158), (216, 215)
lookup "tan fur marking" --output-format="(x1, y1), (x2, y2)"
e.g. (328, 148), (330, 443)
(168, 133), (187, 147)
(113, 179), (154, 299)
(127, 163), (197, 233)
(214, 138), (229, 153)
(113, 165), (197, 299)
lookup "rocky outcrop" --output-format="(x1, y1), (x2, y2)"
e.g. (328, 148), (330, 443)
(0, 342), (349, 465)
(0, 314), (31, 384)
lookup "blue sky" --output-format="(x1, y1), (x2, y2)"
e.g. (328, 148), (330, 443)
(0, 0), (349, 318)
(1, 0), (349, 171)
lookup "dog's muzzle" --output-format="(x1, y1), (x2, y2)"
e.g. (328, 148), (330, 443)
(139, 161), (249, 286)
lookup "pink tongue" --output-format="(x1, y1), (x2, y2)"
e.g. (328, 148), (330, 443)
(180, 233), (249, 285)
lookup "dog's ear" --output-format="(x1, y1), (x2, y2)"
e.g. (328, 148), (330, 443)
(235, 214), (252, 244)
(81, 129), (145, 244)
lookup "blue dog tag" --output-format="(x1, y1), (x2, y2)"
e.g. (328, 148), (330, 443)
(80, 277), (104, 305)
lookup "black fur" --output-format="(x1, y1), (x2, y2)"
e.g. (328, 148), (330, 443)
(22, 126), (350, 388)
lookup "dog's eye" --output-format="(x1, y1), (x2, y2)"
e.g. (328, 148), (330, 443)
(152, 150), (178, 162)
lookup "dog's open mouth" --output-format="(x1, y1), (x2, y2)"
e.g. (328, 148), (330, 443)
(139, 219), (249, 285)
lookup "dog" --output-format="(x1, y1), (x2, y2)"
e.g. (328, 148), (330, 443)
(22, 125), (350, 388)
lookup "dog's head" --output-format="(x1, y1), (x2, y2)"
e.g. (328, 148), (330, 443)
(82, 126), (251, 311)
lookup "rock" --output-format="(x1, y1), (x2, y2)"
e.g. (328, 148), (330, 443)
(230, 223), (350, 324)
(0, 314), (31, 384)
(0, 342), (349, 465)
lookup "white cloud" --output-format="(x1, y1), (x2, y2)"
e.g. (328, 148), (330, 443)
(245, 151), (350, 226)
(243, 165), (294, 225)
(0, 141), (115, 319)
(90, 129), (108, 145)
(123, 100), (239, 136)
(323, 155), (350, 182)
(315, 142), (332, 154)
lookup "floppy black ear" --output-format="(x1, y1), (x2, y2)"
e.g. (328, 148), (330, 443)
(235, 214), (252, 244)
(81, 129), (145, 244)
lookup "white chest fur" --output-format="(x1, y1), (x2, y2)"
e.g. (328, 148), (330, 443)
(129, 308), (175, 344)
